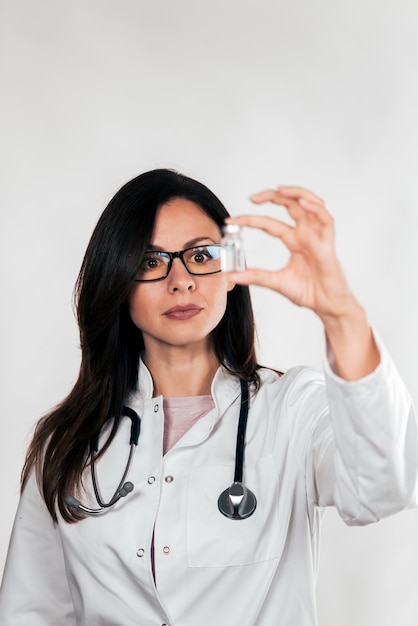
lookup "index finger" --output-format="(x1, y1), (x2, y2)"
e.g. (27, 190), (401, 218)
(225, 214), (292, 239)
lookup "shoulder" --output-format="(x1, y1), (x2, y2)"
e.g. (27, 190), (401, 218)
(18, 470), (52, 523)
(251, 366), (329, 434)
(255, 365), (326, 400)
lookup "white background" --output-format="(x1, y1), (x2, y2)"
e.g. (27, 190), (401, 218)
(1, 1), (417, 624)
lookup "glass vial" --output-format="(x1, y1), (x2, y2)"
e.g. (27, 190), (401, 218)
(220, 224), (245, 272)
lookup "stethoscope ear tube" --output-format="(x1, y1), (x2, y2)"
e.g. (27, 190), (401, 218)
(218, 379), (257, 520)
(64, 481), (134, 515)
(66, 407), (140, 515)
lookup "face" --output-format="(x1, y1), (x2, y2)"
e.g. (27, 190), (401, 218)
(129, 198), (235, 357)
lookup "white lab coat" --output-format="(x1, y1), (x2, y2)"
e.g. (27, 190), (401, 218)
(0, 333), (417, 626)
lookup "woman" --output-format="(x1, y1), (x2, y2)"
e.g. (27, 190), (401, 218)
(0, 168), (416, 625)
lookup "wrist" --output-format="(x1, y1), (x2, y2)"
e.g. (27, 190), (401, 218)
(319, 296), (368, 338)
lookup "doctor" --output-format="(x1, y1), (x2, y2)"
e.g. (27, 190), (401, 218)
(0, 168), (416, 625)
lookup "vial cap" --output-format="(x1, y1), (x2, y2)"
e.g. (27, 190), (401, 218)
(222, 223), (241, 234)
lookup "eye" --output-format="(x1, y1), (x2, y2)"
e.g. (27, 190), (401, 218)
(135, 252), (169, 280)
(141, 254), (164, 270)
(189, 246), (213, 264)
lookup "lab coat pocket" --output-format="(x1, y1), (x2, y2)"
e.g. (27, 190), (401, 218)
(186, 456), (282, 567)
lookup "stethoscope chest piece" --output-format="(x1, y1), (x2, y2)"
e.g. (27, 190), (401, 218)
(217, 379), (257, 520)
(218, 481), (257, 520)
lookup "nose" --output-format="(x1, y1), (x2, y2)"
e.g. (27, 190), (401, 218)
(167, 257), (196, 293)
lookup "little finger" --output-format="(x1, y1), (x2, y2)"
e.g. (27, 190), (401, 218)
(277, 185), (325, 205)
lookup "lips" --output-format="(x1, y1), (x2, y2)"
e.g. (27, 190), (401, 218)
(162, 305), (203, 320)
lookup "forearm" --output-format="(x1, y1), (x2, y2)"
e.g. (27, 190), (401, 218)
(315, 331), (418, 522)
(320, 297), (380, 381)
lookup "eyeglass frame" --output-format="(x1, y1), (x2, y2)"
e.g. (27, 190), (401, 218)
(133, 244), (224, 282)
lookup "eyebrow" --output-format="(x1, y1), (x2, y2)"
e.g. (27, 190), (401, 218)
(146, 236), (218, 252)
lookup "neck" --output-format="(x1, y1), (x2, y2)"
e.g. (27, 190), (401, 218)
(143, 344), (219, 397)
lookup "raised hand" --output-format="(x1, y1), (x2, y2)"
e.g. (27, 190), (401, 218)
(226, 186), (355, 321)
(226, 185), (380, 379)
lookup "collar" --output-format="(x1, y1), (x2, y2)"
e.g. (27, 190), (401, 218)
(129, 357), (242, 423)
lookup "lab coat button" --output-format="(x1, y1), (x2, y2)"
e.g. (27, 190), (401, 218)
(163, 546), (170, 554)
(164, 475), (174, 483)
(147, 476), (156, 484)
(154, 404), (159, 412)
(136, 548), (145, 557)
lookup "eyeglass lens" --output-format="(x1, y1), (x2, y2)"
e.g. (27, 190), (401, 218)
(135, 245), (222, 281)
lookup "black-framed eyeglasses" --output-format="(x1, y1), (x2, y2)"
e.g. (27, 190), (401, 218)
(134, 244), (223, 282)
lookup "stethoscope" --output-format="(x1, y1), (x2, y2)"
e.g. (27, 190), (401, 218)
(65, 379), (257, 520)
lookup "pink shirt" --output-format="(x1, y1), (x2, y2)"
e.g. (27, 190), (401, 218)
(163, 395), (215, 454)
(150, 395), (216, 580)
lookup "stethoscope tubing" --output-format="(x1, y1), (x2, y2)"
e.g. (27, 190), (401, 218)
(66, 380), (257, 520)
(65, 407), (140, 515)
(91, 443), (136, 509)
(233, 379), (249, 483)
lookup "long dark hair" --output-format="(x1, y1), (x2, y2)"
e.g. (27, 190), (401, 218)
(21, 169), (260, 522)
